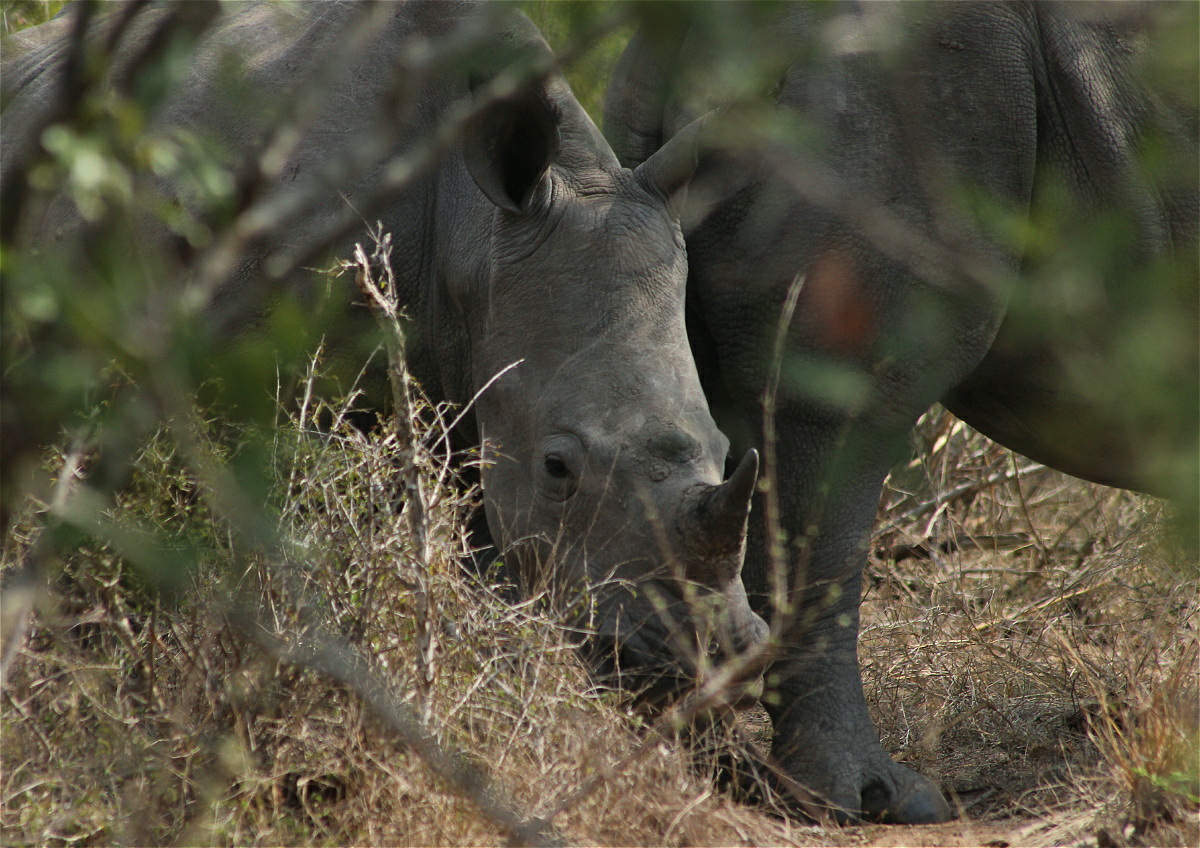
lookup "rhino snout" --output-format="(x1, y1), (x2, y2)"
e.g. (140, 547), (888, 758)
(676, 448), (770, 672)
(721, 577), (771, 678)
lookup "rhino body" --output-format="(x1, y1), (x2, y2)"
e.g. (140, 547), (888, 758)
(2, 1), (767, 695)
(606, 0), (1198, 824)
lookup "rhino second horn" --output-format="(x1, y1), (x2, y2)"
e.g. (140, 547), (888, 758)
(692, 448), (759, 561)
(632, 111), (716, 212)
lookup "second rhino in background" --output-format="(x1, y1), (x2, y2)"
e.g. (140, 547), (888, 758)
(606, 0), (1198, 824)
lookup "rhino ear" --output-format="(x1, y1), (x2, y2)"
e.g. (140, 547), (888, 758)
(632, 112), (714, 218)
(464, 82), (561, 214)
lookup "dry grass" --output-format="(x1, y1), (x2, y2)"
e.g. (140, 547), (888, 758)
(0, 374), (797, 846)
(861, 409), (1199, 847)
(1, 389), (1195, 846)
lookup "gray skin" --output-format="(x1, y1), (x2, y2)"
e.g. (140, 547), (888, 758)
(606, 0), (1197, 825)
(1, 2), (768, 697)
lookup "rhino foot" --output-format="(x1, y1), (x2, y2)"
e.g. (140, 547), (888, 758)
(860, 765), (952, 824)
(773, 733), (953, 824)
(766, 672), (954, 824)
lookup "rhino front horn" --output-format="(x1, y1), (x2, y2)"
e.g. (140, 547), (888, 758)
(690, 448), (759, 561)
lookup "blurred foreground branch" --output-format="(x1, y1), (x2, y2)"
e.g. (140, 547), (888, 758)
(251, 621), (566, 848)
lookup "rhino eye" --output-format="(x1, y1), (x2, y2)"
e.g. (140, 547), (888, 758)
(539, 435), (582, 501)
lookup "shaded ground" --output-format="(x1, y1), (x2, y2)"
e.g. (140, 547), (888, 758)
(764, 409), (1199, 846)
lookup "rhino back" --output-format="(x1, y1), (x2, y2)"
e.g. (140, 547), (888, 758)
(1, 0), (518, 412)
(943, 3), (1199, 496)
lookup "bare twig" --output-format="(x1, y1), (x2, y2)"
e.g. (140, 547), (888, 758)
(1009, 454), (1050, 567)
(877, 460), (1047, 536)
(352, 232), (441, 715)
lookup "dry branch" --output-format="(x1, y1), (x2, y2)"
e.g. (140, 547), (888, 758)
(352, 231), (440, 712)
(350, 232), (566, 845)
(877, 459), (1047, 536)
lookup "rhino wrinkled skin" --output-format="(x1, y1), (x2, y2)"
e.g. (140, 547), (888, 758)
(1, 2), (768, 699)
(606, 0), (1197, 825)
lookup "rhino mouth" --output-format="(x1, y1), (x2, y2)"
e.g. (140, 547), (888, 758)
(581, 586), (766, 708)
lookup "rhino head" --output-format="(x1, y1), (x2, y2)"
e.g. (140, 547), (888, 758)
(459, 74), (768, 701)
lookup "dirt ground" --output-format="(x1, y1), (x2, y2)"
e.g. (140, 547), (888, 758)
(806, 411), (1198, 847)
